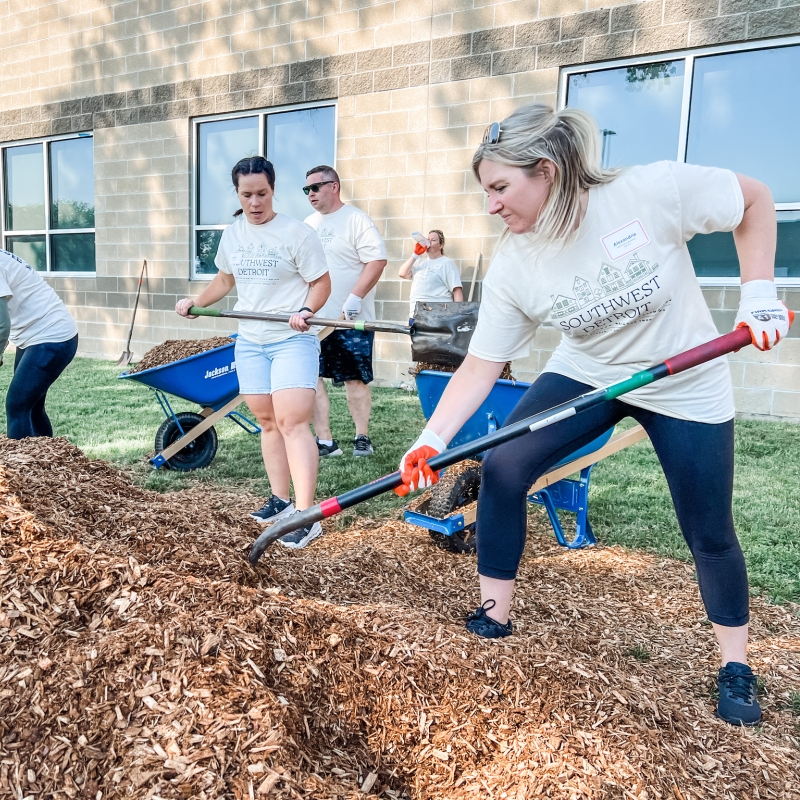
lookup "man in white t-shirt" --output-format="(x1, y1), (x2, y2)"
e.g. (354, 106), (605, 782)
(303, 165), (387, 457)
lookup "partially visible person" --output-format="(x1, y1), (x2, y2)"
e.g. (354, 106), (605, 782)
(0, 249), (79, 439)
(303, 165), (387, 458)
(398, 229), (464, 323)
(176, 156), (331, 549)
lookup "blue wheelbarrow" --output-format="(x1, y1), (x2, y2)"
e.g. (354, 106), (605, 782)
(404, 370), (647, 553)
(118, 336), (260, 471)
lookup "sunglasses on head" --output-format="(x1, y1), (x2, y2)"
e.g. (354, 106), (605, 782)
(302, 180), (336, 195)
(482, 122), (501, 144)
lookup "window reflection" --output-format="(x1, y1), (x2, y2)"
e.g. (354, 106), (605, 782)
(50, 138), (95, 229)
(267, 107), (336, 221)
(566, 61), (684, 167)
(6, 235), (46, 271)
(687, 213), (800, 279)
(687, 45), (800, 204)
(198, 117), (259, 225)
(4, 144), (45, 231)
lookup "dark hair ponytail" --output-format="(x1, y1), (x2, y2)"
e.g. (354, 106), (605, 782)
(231, 157), (276, 217)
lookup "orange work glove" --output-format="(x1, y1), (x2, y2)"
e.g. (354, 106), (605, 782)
(413, 242), (428, 257)
(394, 430), (447, 497)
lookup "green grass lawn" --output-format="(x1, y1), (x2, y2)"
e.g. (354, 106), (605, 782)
(2, 357), (799, 604)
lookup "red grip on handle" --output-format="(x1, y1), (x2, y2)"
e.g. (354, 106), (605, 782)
(664, 327), (752, 376)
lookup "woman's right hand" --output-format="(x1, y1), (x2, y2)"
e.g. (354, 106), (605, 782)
(176, 298), (198, 319)
(394, 429), (447, 497)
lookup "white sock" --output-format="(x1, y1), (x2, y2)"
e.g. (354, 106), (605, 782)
(317, 439), (333, 446)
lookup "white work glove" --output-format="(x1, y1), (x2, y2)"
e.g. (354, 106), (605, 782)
(342, 293), (362, 321)
(394, 429), (447, 497)
(735, 280), (793, 351)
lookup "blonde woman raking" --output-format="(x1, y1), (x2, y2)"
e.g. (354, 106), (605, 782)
(396, 103), (791, 727)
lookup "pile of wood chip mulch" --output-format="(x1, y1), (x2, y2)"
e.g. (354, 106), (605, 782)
(127, 337), (235, 374)
(1, 437), (799, 800)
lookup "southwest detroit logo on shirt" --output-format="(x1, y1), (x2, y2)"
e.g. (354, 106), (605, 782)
(550, 252), (667, 336)
(316, 226), (336, 249)
(232, 244), (280, 284)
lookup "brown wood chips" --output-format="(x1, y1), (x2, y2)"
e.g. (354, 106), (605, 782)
(1, 437), (798, 799)
(127, 337), (235, 374)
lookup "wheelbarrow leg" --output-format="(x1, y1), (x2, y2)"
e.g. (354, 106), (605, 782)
(151, 394), (245, 468)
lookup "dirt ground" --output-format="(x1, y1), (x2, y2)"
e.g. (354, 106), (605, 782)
(1, 437), (798, 799)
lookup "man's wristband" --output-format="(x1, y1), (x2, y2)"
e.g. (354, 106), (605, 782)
(299, 307), (314, 314)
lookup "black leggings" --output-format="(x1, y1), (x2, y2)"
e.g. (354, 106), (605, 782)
(477, 372), (749, 627)
(6, 335), (78, 439)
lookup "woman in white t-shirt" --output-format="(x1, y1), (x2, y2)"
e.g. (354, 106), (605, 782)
(398, 229), (464, 322)
(176, 157), (331, 550)
(395, 104), (792, 727)
(0, 249), (79, 439)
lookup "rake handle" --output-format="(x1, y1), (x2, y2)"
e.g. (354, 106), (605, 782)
(249, 327), (756, 563)
(188, 306), (411, 335)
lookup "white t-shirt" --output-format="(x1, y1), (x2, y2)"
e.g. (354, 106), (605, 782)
(304, 204), (387, 321)
(0, 249), (78, 349)
(215, 213), (328, 345)
(468, 162), (745, 424)
(409, 255), (463, 316)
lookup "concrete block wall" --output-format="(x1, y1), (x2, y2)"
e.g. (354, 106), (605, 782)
(1, 0), (800, 421)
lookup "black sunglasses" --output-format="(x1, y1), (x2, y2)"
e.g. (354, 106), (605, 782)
(482, 122), (501, 144)
(302, 180), (336, 195)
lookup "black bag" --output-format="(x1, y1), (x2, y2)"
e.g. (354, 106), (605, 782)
(410, 301), (480, 368)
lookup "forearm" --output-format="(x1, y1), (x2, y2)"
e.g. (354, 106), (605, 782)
(193, 272), (236, 307)
(351, 260), (387, 297)
(398, 257), (415, 279)
(0, 297), (10, 362)
(304, 274), (331, 313)
(426, 354), (506, 443)
(734, 175), (777, 284)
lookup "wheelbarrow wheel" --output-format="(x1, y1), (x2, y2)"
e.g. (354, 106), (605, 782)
(427, 460), (481, 555)
(154, 412), (218, 471)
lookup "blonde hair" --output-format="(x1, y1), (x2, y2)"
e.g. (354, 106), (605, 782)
(472, 103), (620, 247)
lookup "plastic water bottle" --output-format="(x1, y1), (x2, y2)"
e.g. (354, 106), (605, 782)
(411, 231), (430, 248)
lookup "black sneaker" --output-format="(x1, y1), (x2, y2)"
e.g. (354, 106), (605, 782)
(277, 518), (323, 549)
(316, 437), (343, 457)
(249, 495), (295, 525)
(353, 434), (374, 457)
(465, 600), (513, 639)
(716, 662), (762, 726)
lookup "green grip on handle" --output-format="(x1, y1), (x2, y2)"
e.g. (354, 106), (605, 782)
(189, 306), (221, 317)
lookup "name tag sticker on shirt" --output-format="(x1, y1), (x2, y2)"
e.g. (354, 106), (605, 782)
(600, 219), (650, 261)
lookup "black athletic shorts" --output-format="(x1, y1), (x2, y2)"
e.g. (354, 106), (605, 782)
(319, 329), (374, 384)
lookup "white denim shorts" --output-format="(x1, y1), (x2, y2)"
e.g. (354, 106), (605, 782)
(234, 334), (320, 395)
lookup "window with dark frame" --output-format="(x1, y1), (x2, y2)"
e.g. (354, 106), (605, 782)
(562, 42), (800, 282)
(1, 134), (96, 273)
(193, 104), (336, 277)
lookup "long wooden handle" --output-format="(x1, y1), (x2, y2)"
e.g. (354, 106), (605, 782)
(189, 306), (411, 335)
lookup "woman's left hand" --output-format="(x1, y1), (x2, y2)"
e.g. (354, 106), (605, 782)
(289, 310), (313, 332)
(735, 280), (794, 350)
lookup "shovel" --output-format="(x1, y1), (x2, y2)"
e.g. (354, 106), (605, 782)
(249, 326), (758, 563)
(116, 260), (148, 366)
(189, 301), (480, 367)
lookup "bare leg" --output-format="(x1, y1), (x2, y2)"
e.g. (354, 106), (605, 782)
(244, 394), (290, 500)
(712, 623), (749, 666)
(344, 380), (372, 437)
(272, 387), (318, 509)
(479, 575), (515, 625)
(312, 377), (333, 440)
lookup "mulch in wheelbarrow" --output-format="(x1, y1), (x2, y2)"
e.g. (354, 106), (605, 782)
(127, 336), (234, 374)
(1, 437), (799, 800)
